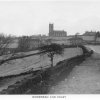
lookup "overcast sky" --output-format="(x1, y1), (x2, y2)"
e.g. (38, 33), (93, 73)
(0, 0), (100, 36)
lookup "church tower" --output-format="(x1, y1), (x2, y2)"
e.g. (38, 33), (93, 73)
(49, 23), (54, 36)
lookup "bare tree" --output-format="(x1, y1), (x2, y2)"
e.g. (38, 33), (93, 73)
(0, 34), (43, 65)
(17, 36), (31, 52)
(0, 34), (18, 64)
(75, 32), (80, 38)
(94, 31), (100, 45)
(0, 34), (12, 55)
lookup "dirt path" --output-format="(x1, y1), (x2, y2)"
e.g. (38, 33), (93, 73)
(49, 53), (100, 94)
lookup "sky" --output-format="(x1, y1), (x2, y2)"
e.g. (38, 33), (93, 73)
(0, 0), (100, 36)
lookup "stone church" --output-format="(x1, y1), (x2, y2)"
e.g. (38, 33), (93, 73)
(49, 23), (67, 37)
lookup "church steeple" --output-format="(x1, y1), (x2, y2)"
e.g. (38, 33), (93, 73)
(49, 23), (53, 36)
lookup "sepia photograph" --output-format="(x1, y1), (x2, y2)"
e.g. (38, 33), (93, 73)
(0, 0), (100, 98)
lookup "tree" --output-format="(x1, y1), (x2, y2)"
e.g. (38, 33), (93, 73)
(94, 31), (100, 45)
(0, 34), (14, 55)
(75, 32), (80, 38)
(39, 43), (64, 67)
(0, 33), (19, 64)
(18, 36), (31, 52)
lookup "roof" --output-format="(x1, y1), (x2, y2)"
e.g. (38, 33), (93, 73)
(30, 38), (41, 42)
(67, 37), (83, 41)
(83, 31), (97, 36)
(53, 30), (67, 33)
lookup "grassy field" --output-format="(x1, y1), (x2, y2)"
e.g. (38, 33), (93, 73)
(0, 47), (82, 92)
(0, 47), (82, 77)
